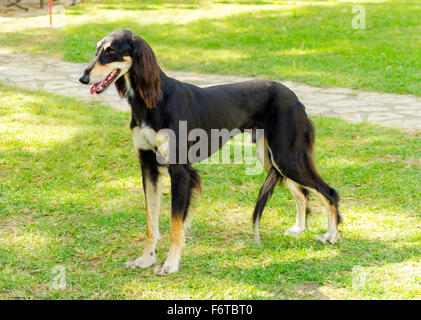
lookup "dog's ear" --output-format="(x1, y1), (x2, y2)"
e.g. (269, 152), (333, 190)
(131, 36), (163, 109)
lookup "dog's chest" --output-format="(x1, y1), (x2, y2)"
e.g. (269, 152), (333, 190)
(131, 125), (157, 151)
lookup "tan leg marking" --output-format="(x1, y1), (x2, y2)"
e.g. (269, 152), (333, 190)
(154, 216), (184, 275)
(256, 136), (272, 172)
(312, 190), (340, 244)
(284, 178), (307, 237)
(126, 175), (162, 269)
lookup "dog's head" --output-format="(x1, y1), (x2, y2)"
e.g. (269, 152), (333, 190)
(79, 29), (162, 109)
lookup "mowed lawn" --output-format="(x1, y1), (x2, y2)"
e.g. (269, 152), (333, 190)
(0, 83), (419, 299)
(0, 0), (420, 95)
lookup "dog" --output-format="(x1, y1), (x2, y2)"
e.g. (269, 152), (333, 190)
(79, 29), (341, 275)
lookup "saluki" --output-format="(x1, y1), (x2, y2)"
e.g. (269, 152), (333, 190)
(79, 29), (341, 275)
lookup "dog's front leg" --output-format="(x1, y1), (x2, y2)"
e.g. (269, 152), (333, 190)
(154, 165), (191, 275)
(126, 151), (162, 269)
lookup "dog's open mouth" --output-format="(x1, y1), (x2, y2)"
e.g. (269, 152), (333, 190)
(90, 69), (120, 95)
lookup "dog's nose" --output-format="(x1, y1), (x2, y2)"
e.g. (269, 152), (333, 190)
(79, 73), (90, 85)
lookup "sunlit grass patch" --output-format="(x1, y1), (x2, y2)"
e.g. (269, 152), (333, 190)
(0, 83), (420, 299)
(323, 259), (421, 300)
(0, 1), (420, 95)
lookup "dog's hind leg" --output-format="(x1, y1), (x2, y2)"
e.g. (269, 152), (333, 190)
(256, 134), (272, 172)
(256, 130), (311, 239)
(154, 164), (201, 275)
(270, 153), (340, 243)
(252, 167), (283, 244)
(126, 151), (162, 269)
(313, 188), (340, 244)
(266, 116), (341, 244)
(284, 179), (309, 237)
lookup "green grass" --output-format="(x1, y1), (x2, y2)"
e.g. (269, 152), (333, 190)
(0, 83), (420, 299)
(0, 0), (420, 95)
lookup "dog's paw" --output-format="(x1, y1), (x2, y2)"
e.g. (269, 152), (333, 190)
(125, 253), (156, 269)
(317, 232), (340, 244)
(284, 226), (305, 237)
(154, 261), (179, 276)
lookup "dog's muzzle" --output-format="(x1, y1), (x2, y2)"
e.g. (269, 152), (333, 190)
(79, 73), (90, 85)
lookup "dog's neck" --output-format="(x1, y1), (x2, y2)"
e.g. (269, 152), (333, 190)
(123, 69), (171, 100)
(124, 70), (174, 129)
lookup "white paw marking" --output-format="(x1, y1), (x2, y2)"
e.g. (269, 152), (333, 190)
(317, 232), (340, 244)
(154, 261), (179, 276)
(125, 253), (156, 269)
(284, 226), (306, 237)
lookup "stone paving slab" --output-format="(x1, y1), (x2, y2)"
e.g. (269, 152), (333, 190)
(0, 50), (420, 130)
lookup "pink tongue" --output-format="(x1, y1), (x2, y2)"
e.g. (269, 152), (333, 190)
(90, 80), (105, 95)
(89, 70), (118, 95)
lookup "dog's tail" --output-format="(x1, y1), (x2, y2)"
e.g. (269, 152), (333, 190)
(182, 165), (202, 227)
(304, 118), (341, 224)
(252, 167), (283, 242)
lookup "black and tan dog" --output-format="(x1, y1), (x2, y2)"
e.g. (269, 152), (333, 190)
(79, 29), (341, 275)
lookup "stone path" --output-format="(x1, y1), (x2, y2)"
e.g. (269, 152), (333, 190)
(0, 50), (419, 130)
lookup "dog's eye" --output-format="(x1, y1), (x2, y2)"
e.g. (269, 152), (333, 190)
(106, 48), (115, 55)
